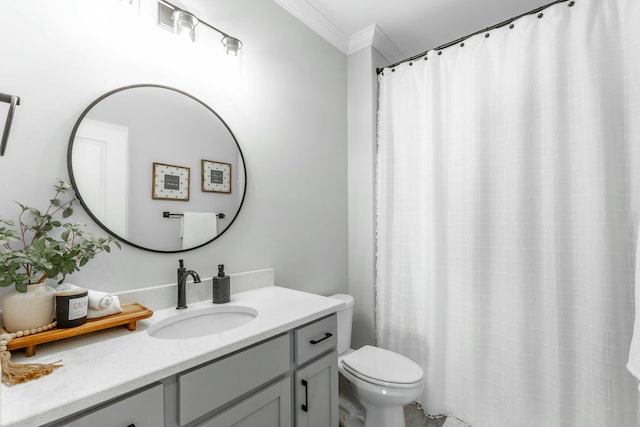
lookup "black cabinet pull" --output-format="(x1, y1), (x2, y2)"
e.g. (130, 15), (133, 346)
(301, 379), (309, 412)
(127, 424), (136, 427)
(309, 332), (332, 345)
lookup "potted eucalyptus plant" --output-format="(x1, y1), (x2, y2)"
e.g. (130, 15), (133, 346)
(0, 179), (120, 333)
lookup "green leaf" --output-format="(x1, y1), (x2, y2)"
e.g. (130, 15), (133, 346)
(47, 266), (60, 278)
(2, 179), (120, 289)
(56, 179), (72, 192)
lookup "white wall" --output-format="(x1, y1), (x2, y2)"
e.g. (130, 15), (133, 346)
(347, 45), (389, 349)
(0, 0), (348, 297)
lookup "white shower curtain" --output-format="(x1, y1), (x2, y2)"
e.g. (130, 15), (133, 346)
(376, 1), (640, 426)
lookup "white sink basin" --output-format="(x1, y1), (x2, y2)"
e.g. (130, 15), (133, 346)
(148, 305), (258, 339)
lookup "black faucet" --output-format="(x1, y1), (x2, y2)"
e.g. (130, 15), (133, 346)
(176, 259), (201, 310)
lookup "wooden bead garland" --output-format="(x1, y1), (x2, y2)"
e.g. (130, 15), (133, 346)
(5, 321), (56, 340)
(1, 324), (63, 386)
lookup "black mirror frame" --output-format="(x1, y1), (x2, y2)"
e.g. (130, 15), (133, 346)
(67, 84), (247, 253)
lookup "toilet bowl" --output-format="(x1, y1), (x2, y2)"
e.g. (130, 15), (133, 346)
(330, 294), (424, 427)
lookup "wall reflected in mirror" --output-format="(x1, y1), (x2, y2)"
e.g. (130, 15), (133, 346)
(68, 85), (246, 253)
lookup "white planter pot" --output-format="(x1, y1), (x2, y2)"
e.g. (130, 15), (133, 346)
(1, 282), (56, 333)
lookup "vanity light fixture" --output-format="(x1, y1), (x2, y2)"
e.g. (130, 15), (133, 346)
(157, 0), (243, 55)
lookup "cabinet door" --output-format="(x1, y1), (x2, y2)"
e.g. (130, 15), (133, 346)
(196, 377), (291, 427)
(61, 383), (164, 427)
(180, 334), (290, 426)
(295, 351), (338, 427)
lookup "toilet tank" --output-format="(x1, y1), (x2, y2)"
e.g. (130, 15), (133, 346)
(329, 294), (354, 355)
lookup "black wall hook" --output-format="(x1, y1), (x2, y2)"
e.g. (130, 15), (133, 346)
(0, 93), (20, 156)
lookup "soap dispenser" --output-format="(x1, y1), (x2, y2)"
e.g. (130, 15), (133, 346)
(212, 264), (230, 304)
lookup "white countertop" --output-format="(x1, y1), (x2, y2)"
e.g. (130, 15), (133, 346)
(0, 286), (343, 427)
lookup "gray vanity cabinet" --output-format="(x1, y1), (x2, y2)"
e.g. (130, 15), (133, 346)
(57, 383), (164, 427)
(293, 315), (339, 427)
(294, 351), (338, 427)
(196, 377), (291, 427)
(180, 334), (291, 426)
(46, 314), (338, 427)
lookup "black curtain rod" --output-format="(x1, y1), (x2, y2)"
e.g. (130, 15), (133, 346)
(377, 0), (573, 74)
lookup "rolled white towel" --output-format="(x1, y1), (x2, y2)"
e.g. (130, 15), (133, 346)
(87, 290), (113, 310)
(87, 296), (123, 319)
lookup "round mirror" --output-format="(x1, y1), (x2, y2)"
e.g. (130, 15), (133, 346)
(68, 84), (246, 253)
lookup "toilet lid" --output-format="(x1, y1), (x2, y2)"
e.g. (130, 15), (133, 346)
(341, 345), (423, 386)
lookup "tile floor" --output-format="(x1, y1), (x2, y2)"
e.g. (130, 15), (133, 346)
(404, 404), (447, 427)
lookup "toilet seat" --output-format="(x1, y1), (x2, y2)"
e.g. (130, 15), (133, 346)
(341, 345), (423, 389)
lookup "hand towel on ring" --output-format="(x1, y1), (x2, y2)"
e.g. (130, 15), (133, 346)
(181, 212), (218, 249)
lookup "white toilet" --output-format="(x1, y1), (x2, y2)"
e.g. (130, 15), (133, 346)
(330, 294), (424, 427)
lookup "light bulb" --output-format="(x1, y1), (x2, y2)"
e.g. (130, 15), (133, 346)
(172, 10), (198, 42)
(222, 36), (242, 56)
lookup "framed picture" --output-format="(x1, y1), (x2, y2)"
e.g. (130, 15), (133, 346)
(152, 162), (190, 201)
(201, 159), (232, 194)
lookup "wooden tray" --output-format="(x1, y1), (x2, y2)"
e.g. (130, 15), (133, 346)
(7, 303), (153, 357)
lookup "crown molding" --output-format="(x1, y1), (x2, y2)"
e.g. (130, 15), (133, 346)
(273, 0), (405, 62)
(347, 24), (376, 55)
(371, 26), (405, 63)
(348, 24), (404, 63)
(273, 0), (349, 53)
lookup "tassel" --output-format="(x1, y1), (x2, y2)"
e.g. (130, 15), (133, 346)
(1, 351), (63, 386)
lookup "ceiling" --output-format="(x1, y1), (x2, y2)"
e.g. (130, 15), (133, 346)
(274, 0), (550, 63)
